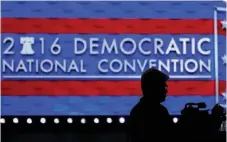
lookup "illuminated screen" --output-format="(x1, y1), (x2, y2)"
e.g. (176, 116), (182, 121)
(1, 1), (226, 116)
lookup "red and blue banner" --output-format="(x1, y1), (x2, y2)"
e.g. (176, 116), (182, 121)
(1, 1), (226, 115)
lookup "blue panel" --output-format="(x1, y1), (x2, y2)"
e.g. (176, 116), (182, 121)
(2, 34), (225, 80)
(1, 1), (225, 19)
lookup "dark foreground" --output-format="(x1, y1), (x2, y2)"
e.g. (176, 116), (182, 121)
(1, 116), (226, 142)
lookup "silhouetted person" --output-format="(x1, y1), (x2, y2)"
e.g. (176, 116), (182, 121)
(210, 104), (226, 142)
(128, 68), (173, 142)
(211, 104), (225, 132)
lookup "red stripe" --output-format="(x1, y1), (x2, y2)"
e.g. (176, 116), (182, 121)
(1, 18), (225, 34)
(1, 80), (226, 96)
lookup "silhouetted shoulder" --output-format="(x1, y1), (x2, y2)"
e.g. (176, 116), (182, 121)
(159, 104), (170, 115)
(129, 101), (143, 121)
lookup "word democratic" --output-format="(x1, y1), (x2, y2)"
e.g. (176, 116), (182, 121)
(2, 37), (212, 74)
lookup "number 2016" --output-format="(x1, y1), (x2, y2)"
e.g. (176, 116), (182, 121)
(2, 37), (62, 55)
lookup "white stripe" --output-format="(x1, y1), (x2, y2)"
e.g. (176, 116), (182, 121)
(216, 7), (227, 12)
(214, 9), (219, 104)
(2, 75), (212, 79)
(1, 0), (223, 1)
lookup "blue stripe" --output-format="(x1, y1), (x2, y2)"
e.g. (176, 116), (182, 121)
(1, 96), (224, 116)
(2, 34), (225, 80)
(1, 1), (225, 19)
(217, 10), (226, 20)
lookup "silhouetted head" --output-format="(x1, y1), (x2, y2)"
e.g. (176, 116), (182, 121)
(141, 68), (169, 103)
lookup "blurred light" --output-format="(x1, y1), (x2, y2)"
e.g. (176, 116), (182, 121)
(81, 118), (86, 124)
(67, 118), (73, 124)
(0, 118), (5, 124)
(13, 118), (19, 124)
(27, 118), (32, 124)
(54, 118), (59, 124)
(119, 117), (125, 123)
(94, 118), (99, 124)
(106, 118), (112, 124)
(173, 117), (178, 123)
(40, 118), (46, 124)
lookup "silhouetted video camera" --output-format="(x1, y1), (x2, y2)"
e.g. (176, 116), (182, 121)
(179, 102), (226, 132)
(181, 102), (209, 117)
(178, 102), (210, 133)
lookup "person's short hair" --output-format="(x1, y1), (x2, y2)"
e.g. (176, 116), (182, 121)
(141, 68), (169, 83)
(141, 68), (169, 95)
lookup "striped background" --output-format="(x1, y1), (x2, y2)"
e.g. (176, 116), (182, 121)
(1, 1), (226, 115)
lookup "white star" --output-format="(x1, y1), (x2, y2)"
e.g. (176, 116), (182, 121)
(221, 20), (227, 29)
(220, 92), (227, 108)
(222, 92), (226, 100)
(222, 54), (227, 65)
